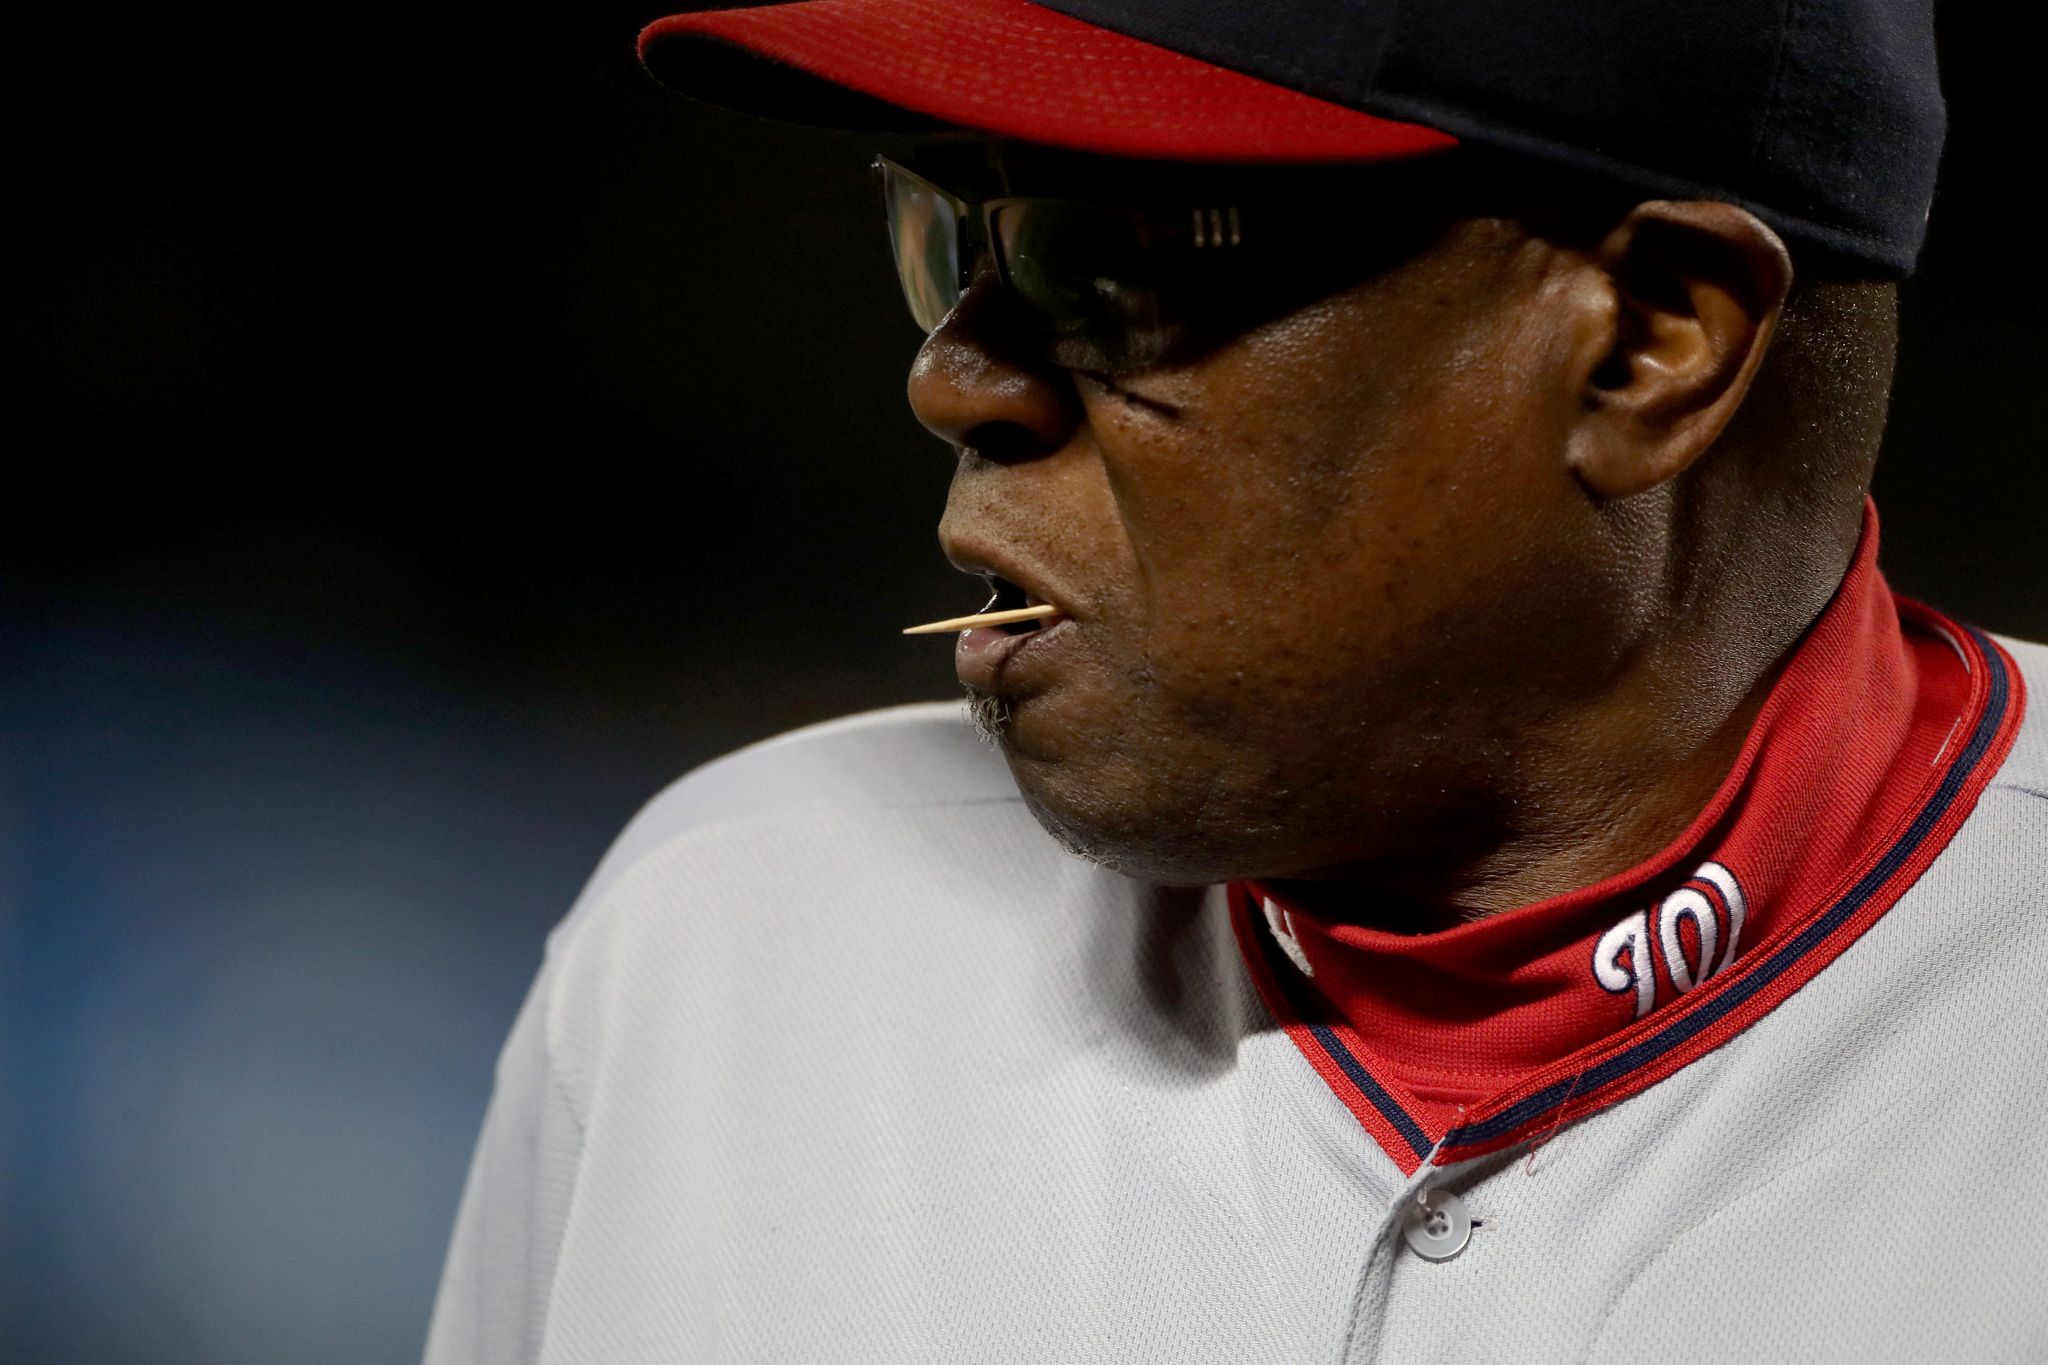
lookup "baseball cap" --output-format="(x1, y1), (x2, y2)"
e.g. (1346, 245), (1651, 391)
(638, 0), (1945, 275)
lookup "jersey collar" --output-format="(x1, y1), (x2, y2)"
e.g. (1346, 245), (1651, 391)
(1231, 505), (2025, 1172)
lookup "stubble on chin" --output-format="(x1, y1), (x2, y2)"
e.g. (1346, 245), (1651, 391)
(962, 685), (1013, 749)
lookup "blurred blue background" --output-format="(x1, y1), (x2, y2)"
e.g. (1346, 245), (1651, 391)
(3, 3), (2043, 1363)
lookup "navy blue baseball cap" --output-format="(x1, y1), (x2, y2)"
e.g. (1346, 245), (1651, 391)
(640, 0), (1945, 274)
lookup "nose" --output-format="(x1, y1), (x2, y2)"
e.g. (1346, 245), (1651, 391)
(905, 275), (1081, 462)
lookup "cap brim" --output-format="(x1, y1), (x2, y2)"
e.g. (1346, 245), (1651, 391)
(638, 0), (1457, 163)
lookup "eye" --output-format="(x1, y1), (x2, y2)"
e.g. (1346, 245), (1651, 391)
(992, 201), (1162, 365)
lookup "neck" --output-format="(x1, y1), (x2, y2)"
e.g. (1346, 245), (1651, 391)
(1291, 502), (1863, 927)
(1436, 649), (1785, 918)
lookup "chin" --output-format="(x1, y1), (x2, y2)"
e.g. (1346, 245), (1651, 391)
(966, 684), (1366, 886)
(1019, 791), (1223, 885)
(1000, 748), (1282, 887)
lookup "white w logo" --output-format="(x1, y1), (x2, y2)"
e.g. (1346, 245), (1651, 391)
(1592, 861), (1748, 1018)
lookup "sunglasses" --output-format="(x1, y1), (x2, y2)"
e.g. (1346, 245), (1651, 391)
(875, 154), (1255, 374)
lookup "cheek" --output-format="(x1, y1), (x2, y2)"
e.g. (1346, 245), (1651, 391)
(1087, 284), (1588, 725)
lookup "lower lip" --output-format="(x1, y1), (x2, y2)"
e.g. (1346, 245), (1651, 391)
(954, 615), (1071, 690)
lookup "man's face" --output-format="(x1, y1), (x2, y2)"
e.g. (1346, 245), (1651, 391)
(913, 146), (1641, 887)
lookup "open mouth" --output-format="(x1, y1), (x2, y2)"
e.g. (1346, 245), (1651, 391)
(983, 575), (1057, 634)
(947, 570), (1072, 690)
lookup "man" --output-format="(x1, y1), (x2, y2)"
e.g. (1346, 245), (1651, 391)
(426, 0), (2048, 1360)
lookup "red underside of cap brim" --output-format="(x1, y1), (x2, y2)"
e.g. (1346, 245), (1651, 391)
(638, 0), (1458, 164)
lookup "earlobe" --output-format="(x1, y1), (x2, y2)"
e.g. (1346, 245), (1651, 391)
(1566, 201), (1793, 500)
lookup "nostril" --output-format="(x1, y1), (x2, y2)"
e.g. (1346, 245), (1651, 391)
(965, 421), (1059, 466)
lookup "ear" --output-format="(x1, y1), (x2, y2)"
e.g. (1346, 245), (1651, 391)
(1565, 201), (1793, 500)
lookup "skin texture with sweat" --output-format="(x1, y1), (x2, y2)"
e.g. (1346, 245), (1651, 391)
(912, 146), (1885, 923)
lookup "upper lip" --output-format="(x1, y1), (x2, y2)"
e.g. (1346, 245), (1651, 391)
(942, 542), (1078, 621)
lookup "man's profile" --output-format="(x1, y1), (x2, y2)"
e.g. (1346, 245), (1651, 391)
(425, 1), (2048, 1360)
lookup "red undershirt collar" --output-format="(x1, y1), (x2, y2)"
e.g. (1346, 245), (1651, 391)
(1230, 504), (2025, 1173)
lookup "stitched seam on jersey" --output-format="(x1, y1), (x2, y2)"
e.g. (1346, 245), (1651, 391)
(1339, 1148), (1464, 1365)
(527, 949), (598, 1363)
(1989, 781), (2048, 803)
(544, 896), (624, 1142)
(497, 952), (586, 1364)
(1337, 1221), (1402, 1365)
(531, 1095), (619, 1365)
(522, 920), (591, 1142)
(542, 1043), (590, 1144)
(1577, 878), (2024, 1360)
(1580, 1002), (2012, 1361)
(528, 1075), (588, 1363)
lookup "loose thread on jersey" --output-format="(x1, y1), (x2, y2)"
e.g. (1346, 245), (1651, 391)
(1523, 1071), (1585, 1176)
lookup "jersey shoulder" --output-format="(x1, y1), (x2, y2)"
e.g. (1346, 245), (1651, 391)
(558, 701), (1022, 938)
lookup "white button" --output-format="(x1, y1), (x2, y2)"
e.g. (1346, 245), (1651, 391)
(1402, 1188), (1472, 1262)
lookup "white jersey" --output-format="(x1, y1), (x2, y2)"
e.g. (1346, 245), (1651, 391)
(425, 637), (2048, 1365)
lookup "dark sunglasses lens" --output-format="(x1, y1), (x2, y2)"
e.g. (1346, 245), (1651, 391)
(880, 163), (961, 334)
(992, 201), (1164, 372)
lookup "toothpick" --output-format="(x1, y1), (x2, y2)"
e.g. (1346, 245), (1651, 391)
(902, 604), (1062, 635)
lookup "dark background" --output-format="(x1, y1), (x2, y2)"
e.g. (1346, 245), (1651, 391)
(2, 4), (2039, 1362)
